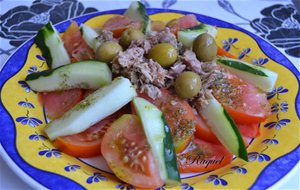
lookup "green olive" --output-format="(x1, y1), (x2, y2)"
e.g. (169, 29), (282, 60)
(192, 33), (217, 62)
(96, 41), (123, 63)
(120, 28), (145, 48)
(174, 71), (202, 99)
(148, 43), (178, 67)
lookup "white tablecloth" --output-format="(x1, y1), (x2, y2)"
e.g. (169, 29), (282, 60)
(1, 0), (299, 189)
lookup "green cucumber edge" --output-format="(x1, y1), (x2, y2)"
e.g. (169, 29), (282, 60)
(217, 58), (268, 77)
(223, 109), (248, 161)
(137, 1), (150, 33)
(25, 60), (104, 81)
(34, 22), (55, 68)
(180, 23), (210, 32)
(161, 115), (181, 183)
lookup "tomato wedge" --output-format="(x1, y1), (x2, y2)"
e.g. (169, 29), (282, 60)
(53, 107), (129, 158)
(194, 114), (220, 144)
(212, 71), (271, 124)
(167, 14), (198, 34)
(39, 89), (84, 119)
(136, 89), (196, 153)
(62, 21), (94, 62)
(194, 112), (260, 143)
(103, 15), (141, 38)
(238, 123), (260, 138)
(177, 138), (233, 173)
(101, 114), (164, 188)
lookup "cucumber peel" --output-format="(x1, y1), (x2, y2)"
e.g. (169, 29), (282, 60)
(80, 24), (101, 51)
(25, 60), (112, 92)
(45, 77), (137, 140)
(200, 97), (248, 161)
(178, 23), (218, 48)
(34, 22), (70, 68)
(133, 97), (181, 186)
(217, 57), (278, 92)
(124, 1), (151, 33)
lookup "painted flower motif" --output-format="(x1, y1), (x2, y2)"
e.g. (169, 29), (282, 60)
(162, 0), (177, 9)
(205, 175), (228, 186)
(16, 111), (43, 127)
(222, 37), (238, 52)
(0, 0), (98, 47)
(18, 80), (31, 93)
(267, 86), (289, 100)
(262, 135), (279, 145)
(18, 98), (35, 108)
(264, 118), (291, 130)
(230, 166), (247, 174)
(252, 57), (269, 66)
(86, 172), (107, 184)
(271, 102), (289, 114)
(115, 183), (135, 190)
(180, 183), (194, 190)
(250, 4), (300, 57)
(64, 164), (81, 172)
(29, 132), (47, 141)
(38, 148), (61, 158)
(238, 48), (251, 59)
(155, 184), (166, 190)
(36, 54), (46, 61)
(27, 66), (38, 74)
(248, 152), (271, 162)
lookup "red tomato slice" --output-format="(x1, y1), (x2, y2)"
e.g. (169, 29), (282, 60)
(167, 14), (198, 33)
(212, 71), (271, 124)
(103, 15), (141, 38)
(39, 89), (84, 119)
(62, 21), (94, 62)
(194, 113), (260, 142)
(238, 123), (260, 138)
(101, 114), (164, 188)
(136, 89), (196, 153)
(194, 114), (220, 144)
(53, 108), (128, 158)
(177, 138), (233, 173)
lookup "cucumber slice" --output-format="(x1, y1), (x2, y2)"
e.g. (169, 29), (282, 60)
(45, 77), (137, 140)
(25, 60), (112, 92)
(34, 22), (70, 68)
(217, 57), (278, 92)
(80, 24), (101, 51)
(199, 97), (248, 161)
(133, 97), (181, 186)
(124, 1), (151, 33)
(178, 24), (217, 48)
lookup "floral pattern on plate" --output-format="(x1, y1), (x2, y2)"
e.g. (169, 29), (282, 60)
(0, 10), (299, 190)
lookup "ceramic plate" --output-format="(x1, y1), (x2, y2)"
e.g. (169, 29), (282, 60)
(0, 9), (299, 190)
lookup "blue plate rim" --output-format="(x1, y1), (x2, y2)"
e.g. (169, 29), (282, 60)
(0, 8), (299, 189)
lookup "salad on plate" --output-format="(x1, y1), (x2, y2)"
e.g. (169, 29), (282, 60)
(24, 1), (278, 188)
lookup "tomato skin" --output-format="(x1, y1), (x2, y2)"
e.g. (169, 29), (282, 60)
(53, 106), (130, 158)
(101, 114), (164, 188)
(212, 71), (271, 124)
(39, 89), (84, 119)
(177, 138), (232, 173)
(62, 21), (94, 62)
(167, 14), (198, 34)
(136, 89), (196, 153)
(238, 123), (260, 138)
(103, 15), (141, 38)
(194, 114), (220, 144)
(225, 105), (268, 124)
